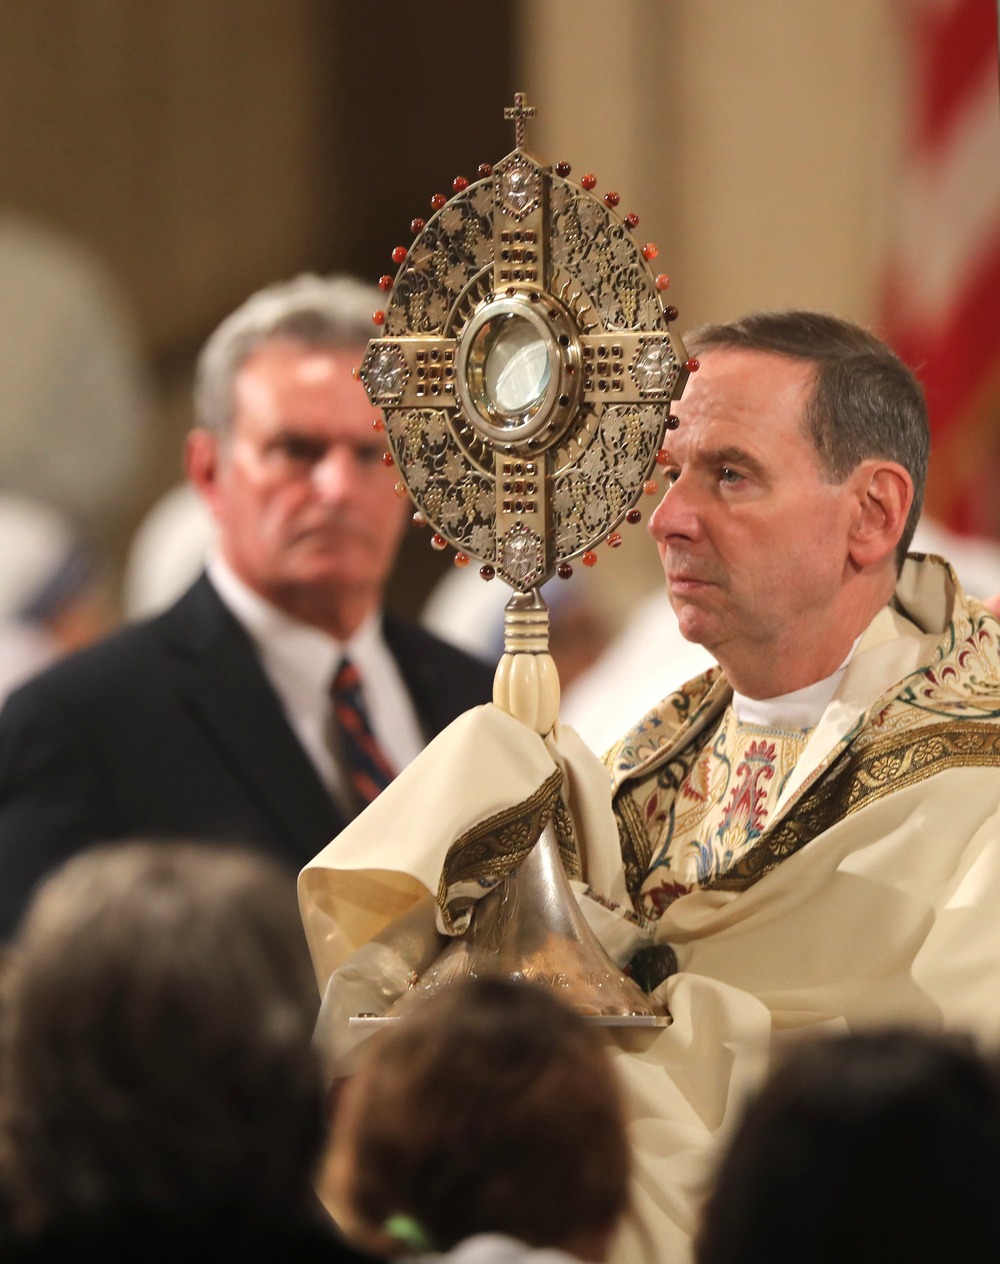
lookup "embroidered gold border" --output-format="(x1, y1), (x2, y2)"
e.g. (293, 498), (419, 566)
(437, 766), (564, 930)
(615, 721), (721, 902)
(705, 720), (1000, 892)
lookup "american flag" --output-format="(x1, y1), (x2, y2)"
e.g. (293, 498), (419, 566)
(879, 0), (1000, 537)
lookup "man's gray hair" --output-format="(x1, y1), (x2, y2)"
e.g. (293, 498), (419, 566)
(686, 310), (930, 568)
(194, 272), (380, 435)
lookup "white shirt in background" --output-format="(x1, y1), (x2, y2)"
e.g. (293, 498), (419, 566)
(207, 552), (425, 812)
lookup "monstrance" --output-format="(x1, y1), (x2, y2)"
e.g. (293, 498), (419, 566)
(358, 95), (693, 1024)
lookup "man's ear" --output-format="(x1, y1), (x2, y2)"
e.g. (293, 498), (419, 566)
(847, 460), (914, 568)
(184, 429), (223, 518)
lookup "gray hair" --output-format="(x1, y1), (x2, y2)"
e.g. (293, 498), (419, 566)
(194, 272), (381, 434)
(0, 840), (325, 1233)
(687, 311), (930, 567)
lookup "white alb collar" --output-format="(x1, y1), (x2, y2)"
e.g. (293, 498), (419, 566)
(732, 633), (863, 731)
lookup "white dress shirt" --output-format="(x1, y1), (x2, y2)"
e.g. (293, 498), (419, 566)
(206, 553), (425, 813)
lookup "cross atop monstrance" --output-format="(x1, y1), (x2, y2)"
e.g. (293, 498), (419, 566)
(504, 91), (536, 149)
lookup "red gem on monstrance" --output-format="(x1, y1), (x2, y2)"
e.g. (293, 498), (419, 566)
(378, 275), (393, 292)
(452, 176), (468, 192)
(624, 212), (639, 229)
(391, 246), (407, 264)
(643, 243), (659, 261)
(430, 193), (447, 211)
(604, 191), (620, 208)
(581, 173), (597, 190)
(555, 161), (571, 177)
(410, 217), (426, 235)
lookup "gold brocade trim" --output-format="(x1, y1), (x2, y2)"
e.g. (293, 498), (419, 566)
(437, 766), (565, 931)
(604, 666), (724, 784)
(615, 723), (719, 903)
(550, 794), (584, 879)
(704, 720), (1000, 892)
(614, 794), (652, 903)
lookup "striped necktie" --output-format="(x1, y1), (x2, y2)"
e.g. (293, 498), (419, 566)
(330, 658), (396, 809)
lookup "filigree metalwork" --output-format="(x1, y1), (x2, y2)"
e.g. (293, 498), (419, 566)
(361, 94), (690, 591)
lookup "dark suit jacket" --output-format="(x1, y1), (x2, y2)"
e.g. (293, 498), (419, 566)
(0, 574), (495, 938)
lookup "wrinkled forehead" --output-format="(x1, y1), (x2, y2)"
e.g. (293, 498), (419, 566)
(232, 340), (372, 429)
(666, 348), (821, 469)
(675, 347), (816, 419)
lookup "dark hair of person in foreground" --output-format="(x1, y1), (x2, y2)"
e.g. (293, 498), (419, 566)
(0, 840), (380, 1263)
(328, 977), (631, 1262)
(695, 1027), (1000, 1264)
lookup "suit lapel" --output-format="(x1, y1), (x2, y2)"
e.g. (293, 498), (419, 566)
(159, 577), (346, 857)
(383, 613), (467, 739)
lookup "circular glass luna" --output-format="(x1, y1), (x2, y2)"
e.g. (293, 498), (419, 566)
(457, 296), (563, 442)
(483, 315), (550, 416)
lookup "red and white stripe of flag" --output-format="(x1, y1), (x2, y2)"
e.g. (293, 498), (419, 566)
(880, 0), (1000, 535)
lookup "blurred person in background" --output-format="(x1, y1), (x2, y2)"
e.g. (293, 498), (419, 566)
(0, 492), (113, 705)
(0, 273), (493, 940)
(0, 214), (152, 545)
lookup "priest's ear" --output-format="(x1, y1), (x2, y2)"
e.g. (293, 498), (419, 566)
(184, 429), (223, 517)
(846, 459), (913, 569)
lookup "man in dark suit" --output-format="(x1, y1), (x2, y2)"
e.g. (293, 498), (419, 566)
(0, 274), (494, 938)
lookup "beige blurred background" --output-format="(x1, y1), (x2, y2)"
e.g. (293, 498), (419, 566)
(0, 0), (976, 641)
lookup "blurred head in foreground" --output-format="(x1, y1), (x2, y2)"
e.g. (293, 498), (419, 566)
(696, 1027), (1000, 1264)
(328, 977), (631, 1261)
(0, 840), (324, 1237)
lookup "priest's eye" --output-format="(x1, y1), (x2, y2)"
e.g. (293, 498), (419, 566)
(720, 466), (744, 485)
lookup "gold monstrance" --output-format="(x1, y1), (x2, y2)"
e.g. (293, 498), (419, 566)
(358, 95), (692, 1025)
